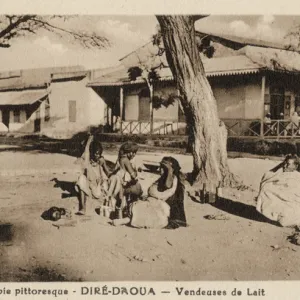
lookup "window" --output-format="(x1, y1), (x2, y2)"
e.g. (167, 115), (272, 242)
(68, 100), (77, 123)
(13, 109), (21, 123)
(44, 98), (50, 122)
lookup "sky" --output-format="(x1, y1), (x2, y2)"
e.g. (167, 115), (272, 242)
(0, 15), (300, 72)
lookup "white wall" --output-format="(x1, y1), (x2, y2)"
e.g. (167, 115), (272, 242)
(86, 87), (106, 126)
(124, 95), (139, 121)
(42, 77), (105, 137)
(153, 85), (179, 121)
(244, 77), (263, 119)
(212, 79), (246, 119)
(124, 84), (180, 121)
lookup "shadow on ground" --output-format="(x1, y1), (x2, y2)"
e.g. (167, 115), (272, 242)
(211, 197), (279, 226)
(0, 263), (82, 282)
(0, 222), (81, 282)
(0, 125), (120, 157)
(0, 134), (90, 157)
(51, 178), (78, 198)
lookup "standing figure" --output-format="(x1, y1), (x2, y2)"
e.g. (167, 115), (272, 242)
(108, 142), (143, 218)
(291, 111), (300, 135)
(75, 135), (111, 215)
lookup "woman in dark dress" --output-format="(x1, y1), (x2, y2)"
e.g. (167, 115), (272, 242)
(112, 156), (187, 229)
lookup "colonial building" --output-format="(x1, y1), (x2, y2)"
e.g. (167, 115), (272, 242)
(87, 43), (300, 138)
(0, 66), (106, 138)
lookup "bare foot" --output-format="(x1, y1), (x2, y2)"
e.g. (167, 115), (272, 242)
(76, 210), (86, 216)
(112, 218), (130, 226)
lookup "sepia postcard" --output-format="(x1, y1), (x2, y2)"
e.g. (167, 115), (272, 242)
(0, 0), (300, 299)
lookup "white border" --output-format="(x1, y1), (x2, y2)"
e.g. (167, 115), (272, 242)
(0, 0), (299, 15)
(0, 1), (300, 300)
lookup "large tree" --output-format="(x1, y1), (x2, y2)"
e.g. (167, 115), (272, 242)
(156, 15), (235, 189)
(0, 15), (109, 49)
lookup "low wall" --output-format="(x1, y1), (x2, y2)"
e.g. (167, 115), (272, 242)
(2, 131), (300, 158)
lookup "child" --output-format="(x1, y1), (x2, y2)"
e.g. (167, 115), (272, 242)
(75, 135), (111, 215)
(108, 142), (143, 218)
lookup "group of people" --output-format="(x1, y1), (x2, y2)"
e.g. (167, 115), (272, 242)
(74, 135), (187, 229)
(72, 133), (300, 229)
(263, 111), (300, 136)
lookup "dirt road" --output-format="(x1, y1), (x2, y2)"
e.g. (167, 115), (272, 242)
(0, 150), (299, 281)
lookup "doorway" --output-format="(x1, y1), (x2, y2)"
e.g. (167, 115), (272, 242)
(139, 88), (151, 121)
(270, 95), (285, 119)
(2, 109), (9, 130)
(34, 108), (41, 132)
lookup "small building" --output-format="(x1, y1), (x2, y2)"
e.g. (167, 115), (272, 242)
(0, 66), (106, 138)
(87, 43), (300, 138)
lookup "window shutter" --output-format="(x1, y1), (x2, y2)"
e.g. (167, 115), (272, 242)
(69, 101), (77, 123)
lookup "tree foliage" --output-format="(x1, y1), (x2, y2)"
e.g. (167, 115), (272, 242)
(152, 26), (215, 59)
(127, 66), (160, 83)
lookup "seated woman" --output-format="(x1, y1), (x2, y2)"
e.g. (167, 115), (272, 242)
(108, 142), (143, 218)
(75, 135), (112, 215)
(256, 154), (300, 227)
(112, 156), (187, 229)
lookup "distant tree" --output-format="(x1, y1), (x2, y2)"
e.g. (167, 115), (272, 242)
(0, 15), (109, 49)
(127, 49), (166, 133)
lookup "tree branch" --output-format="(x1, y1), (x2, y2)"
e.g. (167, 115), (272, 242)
(0, 15), (34, 40)
(0, 15), (110, 49)
(32, 17), (110, 48)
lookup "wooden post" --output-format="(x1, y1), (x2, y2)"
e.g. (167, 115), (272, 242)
(120, 87), (124, 134)
(260, 75), (266, 137)
(149, 85), (154, 134)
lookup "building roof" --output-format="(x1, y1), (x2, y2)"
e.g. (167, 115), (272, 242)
(238, 46), (300, 73)
(51, 70), (88, 81)
(88, 44), (300, 88)
(88, 54), (262, 87)
(194, 27), (288, 52)
(0, 65), (86, 92)
(0, 89), (48, 106)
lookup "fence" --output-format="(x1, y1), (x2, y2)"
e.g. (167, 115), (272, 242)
(119, 119), (300, 139)
(120, 121), (187, 135)
(222, 119), (300, 139)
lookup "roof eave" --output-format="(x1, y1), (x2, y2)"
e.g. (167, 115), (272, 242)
(87, 69), (264, 87)
(0, 84), (48, 92)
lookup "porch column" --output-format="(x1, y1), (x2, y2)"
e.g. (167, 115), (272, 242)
(260, 75), (266, 137)
(120, 87), (124, 133)
(149, 85), (154, 134)
(177, 88), (181, 133)
(108, 107), (112, 128)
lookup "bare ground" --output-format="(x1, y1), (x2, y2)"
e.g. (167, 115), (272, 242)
(0, 149), (299, 281)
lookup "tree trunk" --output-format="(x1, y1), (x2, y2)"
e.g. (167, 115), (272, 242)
(156, 16), (235, 188)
